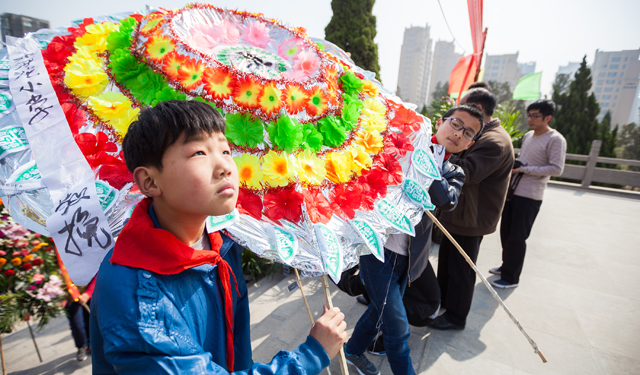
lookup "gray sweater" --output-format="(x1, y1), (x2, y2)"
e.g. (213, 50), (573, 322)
(515, 129), (567, 201)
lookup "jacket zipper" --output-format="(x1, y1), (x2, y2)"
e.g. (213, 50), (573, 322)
(407, 237), (412, 287)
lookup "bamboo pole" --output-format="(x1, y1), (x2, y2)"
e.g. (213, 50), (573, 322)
(293, 269), (314, 326)
(321, 275), (349, 375)
(425, 210), (547, 363)
(1, 333), (6, 375)
(26, 320), (43, 363)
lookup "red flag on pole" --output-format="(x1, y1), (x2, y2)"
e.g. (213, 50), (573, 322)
(448, 54), (478, 100)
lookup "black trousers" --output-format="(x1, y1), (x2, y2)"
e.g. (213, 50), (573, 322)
(437, 233), (483, 326)
(500, 195), (542, 284)
(65, 301), (91, 349)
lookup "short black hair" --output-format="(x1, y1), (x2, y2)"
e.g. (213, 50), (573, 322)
(468, 81), (490, 91)
(442, 104), (485, 139)
(461, 88), (497, 117)
(527, 99), (555, 118)
(123, 100), (226, 172)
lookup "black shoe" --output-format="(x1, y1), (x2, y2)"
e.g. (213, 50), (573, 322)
(77, 346), (88, 362)
(344, 345), (380, 375)
(356, 295), (370, 306)
(429, 315), (465, 330)
(367, 336), (386, 356)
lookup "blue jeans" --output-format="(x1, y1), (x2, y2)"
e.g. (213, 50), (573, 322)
(65, 300), (90, 349)
(346, 250), (414, 375)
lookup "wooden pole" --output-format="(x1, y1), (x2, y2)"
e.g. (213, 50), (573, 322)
(321, 275), (349, 375)
(294, 269), (314, 326)
(1, 334), (6, 375)
(26, 320), (43, 363)
(425, 211), (547, 363)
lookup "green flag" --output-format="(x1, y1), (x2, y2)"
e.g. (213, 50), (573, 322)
(513, 72), (542, 100)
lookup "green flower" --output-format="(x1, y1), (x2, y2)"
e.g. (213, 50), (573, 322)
(106, 18), (136, 53)
(226, 113), (264, 148)
(128, 70), (165, 105)
(266, 115), (303, 153)
(317, 116), (347, 147)
(109, 50), (146, 83)
(341, 95), (363, 130)
(340, 71), (364, 98)
(152, 87), (186, 105)
(301, 123), (323, 152)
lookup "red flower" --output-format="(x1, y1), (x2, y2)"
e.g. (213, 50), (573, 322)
(354, 72), (365, 79)
(62, 103), (87, 135)
(68, 18), (94, 38)
(97, 161), (134, 190)
(75, 132), (118, 168)
(374, 153), (403, 186)
(4, 270), (15, 277)
(357, 168), (388, 201)
(264, 187), (304, 223)
(31, 258), (44, 266)
(389, 103), (423, 136)
(303, 189), (333, 224)
(237, 188), (263, 220)
(330, 184), (363, 220)
(22, 263), (32, 270)
(384, 132), (414, 158)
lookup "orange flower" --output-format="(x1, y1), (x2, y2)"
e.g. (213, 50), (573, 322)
(0, 258), (5, 266)
(11, 257), (22, 266)
(306, 88), (329, 116)
(203, 68), (235, 100)
(177, 57), (205, 90)
(282, 85), (309, 114)
(145, 35), (175, 62)
(361, 80), (380, 98)
(140, 16), (165, 36)
(355, 131), (384, 154)
(163, 52), (188, 81)
(258, 83), (283, 116)
(233, 75), (261, 108)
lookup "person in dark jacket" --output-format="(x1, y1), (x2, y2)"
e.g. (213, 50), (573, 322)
(90, 101), (347, 374)
(430, 88), (515, 331)
(344, 104), (482, 375)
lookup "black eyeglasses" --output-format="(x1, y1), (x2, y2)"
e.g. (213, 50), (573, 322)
(527, 113), (545, 119)
(443, 117), (477, 141)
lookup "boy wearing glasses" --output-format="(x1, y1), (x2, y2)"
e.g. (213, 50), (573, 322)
(344, 104), (483, 375)
(431, 88), (514, 330)
(489, 100), (566, 288)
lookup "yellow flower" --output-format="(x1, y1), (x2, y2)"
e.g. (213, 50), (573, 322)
(11, 257), (22, 266)
(23, 254), (34, 262)
(234, 154), (263, 189)
(262, 150), (298, 187)
(296, 149), (326, 185)
(363, 98), (387, 117)
(64, 57), (108, 98)
(361, 112), (388, 133)
(67, 48), (99, 64)
(74, 22), (119, 53)
(355, 130), (384, 154)
(346, 145), (373, 176)
(361, 80), (380, 98)
(88, 92), (140, 135)
(325, 152), (351, 183)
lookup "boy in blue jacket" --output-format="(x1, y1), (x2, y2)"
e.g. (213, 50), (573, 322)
(90, 100), (347, 374)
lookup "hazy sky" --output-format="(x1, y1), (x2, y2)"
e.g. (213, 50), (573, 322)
(3, 0), (639, 98)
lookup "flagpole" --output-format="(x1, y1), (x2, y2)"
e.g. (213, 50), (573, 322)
(473, 27), (488, 82)
(322, 275), (349, 375)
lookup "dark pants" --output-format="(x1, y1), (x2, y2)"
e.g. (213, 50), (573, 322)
(65, 301), (90, 349)
(346, 250), (414, 375)
(500, 195), (542, 284)
(403, 261), (440, 327)
(437, 233), (483, 327)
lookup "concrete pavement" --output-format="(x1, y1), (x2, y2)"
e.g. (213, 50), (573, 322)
(3, 184), (640, 374)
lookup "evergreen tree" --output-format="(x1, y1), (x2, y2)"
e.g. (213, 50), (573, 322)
(617, 122), (640, 167)
(325, 0), (381, 80)
(552, 56), (600, 154)
(431, 81), (449, 101)
(598, 111), (618, 158)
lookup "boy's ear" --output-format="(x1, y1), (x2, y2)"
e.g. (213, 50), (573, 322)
(436, 117), (443, 129)
(133, 166), (161, 197)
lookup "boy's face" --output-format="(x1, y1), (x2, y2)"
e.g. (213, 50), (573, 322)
(150, 131), (238, 219)
(527, 109), (551, 131)
(435, 110), (482, 154)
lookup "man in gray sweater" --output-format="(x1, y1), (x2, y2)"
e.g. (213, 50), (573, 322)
(489, 99), (566, 288)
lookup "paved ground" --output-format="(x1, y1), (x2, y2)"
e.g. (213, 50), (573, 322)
(3, 183), (640, 374)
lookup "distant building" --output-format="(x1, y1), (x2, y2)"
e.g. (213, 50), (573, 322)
(590, 48), (640, 126)
(557, 62), (581, 79)
(482, 52), (534, 91)
(427, 40), (462, 102)
(1, 13), (50, 42)
(396, 25), (433, 108)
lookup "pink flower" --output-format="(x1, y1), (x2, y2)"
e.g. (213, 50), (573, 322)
(242, 21), (271, 49)
(29, 285), (36, 290)
(211, 20), (241, 45)
(188, 24), (218, 54)
(33, 274), (45, 284)
(278, 38), (303, 60)
(0, 250), (5, 256)
(12, 251), (20, 257)
(292, 50), (320, 77)
(21, 248), (30, 256)
(281, 69), (307, 81)
(31, 240), (41, 245)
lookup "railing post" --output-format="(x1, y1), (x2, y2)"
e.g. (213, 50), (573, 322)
(582, 140), (602, 188)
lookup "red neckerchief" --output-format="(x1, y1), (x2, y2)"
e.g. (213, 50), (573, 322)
(111, 198), (238, 371)
(431, 135), (452, 160)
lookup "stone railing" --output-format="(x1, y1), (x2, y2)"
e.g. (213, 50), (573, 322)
(515, 140), (640, 189)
